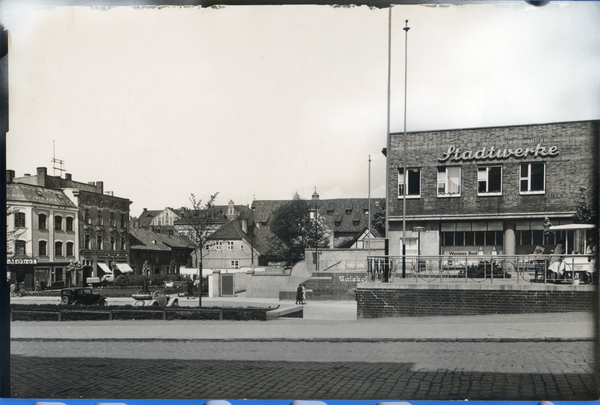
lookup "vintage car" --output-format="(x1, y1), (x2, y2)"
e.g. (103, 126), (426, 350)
(132, 290), (179, 307)
(60, 287), (107, 306)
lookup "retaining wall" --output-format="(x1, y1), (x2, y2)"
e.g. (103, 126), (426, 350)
(356, 282), (598, 318)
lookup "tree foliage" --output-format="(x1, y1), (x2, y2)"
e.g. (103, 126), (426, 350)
(6, 207), (26, 256)
(371, 200), (386, 237)
(269, 193), (330, 264)
(574, 186), (594, 224)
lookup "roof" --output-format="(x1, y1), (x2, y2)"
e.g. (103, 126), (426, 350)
(129, 228), (195, 252)
(138, 210), (162, 228)
(6, 183), (78, 209)
(174, 204), (252, 226)
(252, 198), (385, 234)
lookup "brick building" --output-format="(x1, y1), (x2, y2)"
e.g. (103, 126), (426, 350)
(386, 120), (599, 258)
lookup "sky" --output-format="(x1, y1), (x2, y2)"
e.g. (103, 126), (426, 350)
(5, 2), (600, 217)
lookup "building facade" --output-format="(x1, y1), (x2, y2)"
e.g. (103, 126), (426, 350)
(11, 167), (133, 282)
(6, 175), (80, 289)
(386, 120), (599, 258)
(128, 227), (195, 275)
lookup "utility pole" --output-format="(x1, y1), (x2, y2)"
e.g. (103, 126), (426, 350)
(402, 20), (410, 279)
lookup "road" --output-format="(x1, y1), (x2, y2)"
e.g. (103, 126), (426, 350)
(10, 340), (598, 400)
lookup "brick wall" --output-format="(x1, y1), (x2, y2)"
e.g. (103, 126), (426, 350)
(356, 284), (598, 318)
(388, 120), (599, 218)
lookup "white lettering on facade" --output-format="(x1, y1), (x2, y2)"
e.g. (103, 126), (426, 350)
(439, 144), (560, 162)
(7, 259), (38, 264)
(338, 276), (367, 283)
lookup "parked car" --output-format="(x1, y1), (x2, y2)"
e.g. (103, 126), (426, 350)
(132, 290), (179, 307)
(60, 287), (107, 306)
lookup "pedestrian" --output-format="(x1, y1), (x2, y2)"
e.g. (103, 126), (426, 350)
(295, 284), (303, 305)
(301, 283), (306, 305)
(187, 279), (194, 298)
(40, 280), (46, 292)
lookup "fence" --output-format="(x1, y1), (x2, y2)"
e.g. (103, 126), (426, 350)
(366, 254), (597, 285)
(10, 308), (224, 322)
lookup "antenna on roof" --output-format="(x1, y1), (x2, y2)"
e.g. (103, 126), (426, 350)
(52, 140), (66, 177)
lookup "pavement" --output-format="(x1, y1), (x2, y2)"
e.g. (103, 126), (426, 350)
(10, 294), (598, 342)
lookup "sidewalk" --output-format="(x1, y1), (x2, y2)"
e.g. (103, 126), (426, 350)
(10, 296), (598, 342)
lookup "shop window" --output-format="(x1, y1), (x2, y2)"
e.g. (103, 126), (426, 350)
(478, 166), (502, 195)
(55, 215), (62, 230)
(66, 217), (74, 231)
(475, 231), (485, 246)
(520, 162), (545, 194)
(398, 168), (421, 198)
(14, 212), (26, 228)
(15, 240), (26, 255)
(437, 166), (461, 197)
(54, 268), (63, 282)
(66, 242), (74, 256)
(55, 241), (63, 256)
(38, 214), (47, 230)
(39, 241), (47, 256)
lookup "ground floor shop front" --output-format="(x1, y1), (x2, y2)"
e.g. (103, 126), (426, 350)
(388, 216), (591, 259)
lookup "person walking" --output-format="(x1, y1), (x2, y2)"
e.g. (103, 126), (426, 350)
(301, 283), (306, 305)
(295, 284), (303, 305)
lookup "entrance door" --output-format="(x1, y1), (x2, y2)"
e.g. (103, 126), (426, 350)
(221, 274), (234, 296)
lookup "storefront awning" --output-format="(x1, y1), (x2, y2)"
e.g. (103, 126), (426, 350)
(549, 224), (597, 231)
(98, 263), (112, 274)
(115, 263), (134, 273)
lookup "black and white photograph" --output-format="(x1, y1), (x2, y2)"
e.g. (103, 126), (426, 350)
(3, 0), (599, 402)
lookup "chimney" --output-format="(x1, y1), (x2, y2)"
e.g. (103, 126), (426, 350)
(6, 170), (14, 183)
(96, 181), (104, 194)
(36, 167), (47, 187)
(65, 173), (72, 181)
(143, 208), (147, 212)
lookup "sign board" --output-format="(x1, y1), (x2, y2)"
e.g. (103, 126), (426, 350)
(7, 258), (38, 265)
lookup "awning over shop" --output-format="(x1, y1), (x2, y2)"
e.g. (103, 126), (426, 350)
(98, 263), (112, 274)
(115, 263), (134, 273)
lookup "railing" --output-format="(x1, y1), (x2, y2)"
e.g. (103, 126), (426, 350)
(10, 308), (225, 322)
(366, 254), (598, 285)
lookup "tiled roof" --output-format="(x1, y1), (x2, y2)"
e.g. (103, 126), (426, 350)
(138, 210), (162, 228)
(6, 183), (78, 209)
(129, 228), (195, 252)
(173, 205), (251, 225)
(207, 220), (271, 255)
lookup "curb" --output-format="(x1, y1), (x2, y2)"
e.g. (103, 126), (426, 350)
(11, 337), (596, 343)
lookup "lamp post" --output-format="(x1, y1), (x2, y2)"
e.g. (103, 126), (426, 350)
(401, 19), (410, 279)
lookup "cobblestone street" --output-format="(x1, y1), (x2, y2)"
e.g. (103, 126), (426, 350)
(10, 340), (599, 400)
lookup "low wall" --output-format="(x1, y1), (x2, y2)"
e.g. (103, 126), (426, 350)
(281, 271), (369, 301)
(356, 283), (599, 318)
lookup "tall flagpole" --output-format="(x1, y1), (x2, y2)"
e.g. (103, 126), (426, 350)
(402, 20), (410, 278)
(384, 6), (392, 273)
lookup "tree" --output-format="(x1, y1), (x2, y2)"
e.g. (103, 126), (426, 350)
(574, 186), (594, 224)
(269, 192), (330, 264)
(184, 192), (219, 307)
(371, 200), (386, 237)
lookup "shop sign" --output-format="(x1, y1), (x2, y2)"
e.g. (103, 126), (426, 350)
(338, 276), (367, 283)
(439, 144), (559, 162)
(7, 258), (38, 264)
(446, 251), (479, 256)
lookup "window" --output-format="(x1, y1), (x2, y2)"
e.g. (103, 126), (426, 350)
(15, 240), (26, 255)
(38, 213), (47, 230)
(398, 168), (421, 198)
(230, 260), (239, 269)
(85, 209), (90, 224)
(227, 241), (234, 250)
(39, 241), (47, 256)
(66, 217), (74, 231)
(55, 215), (62, 230)
(55, 241), (63, 256)
(120, 214), (126, 228)
(205, 244), (210, 250)
(96, 210), (103, 226)
(120, 237), (126, 250)
(240, 244), (244, 250)
(442, 231), (503, 247)
(66, 242), (74, 256)
(478, 166), (502, 195)
(216, 241), (223, 250)
(437, 167), (461, 196)
(111, 236), (116, 250)
(54, 268), (63, 282)
(84, 234), (91, 249)
(97, 235), (103, 250)
(14, 212), (26, 228)
(520, 162), (545, 193)
(110, 212), (115, 227)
